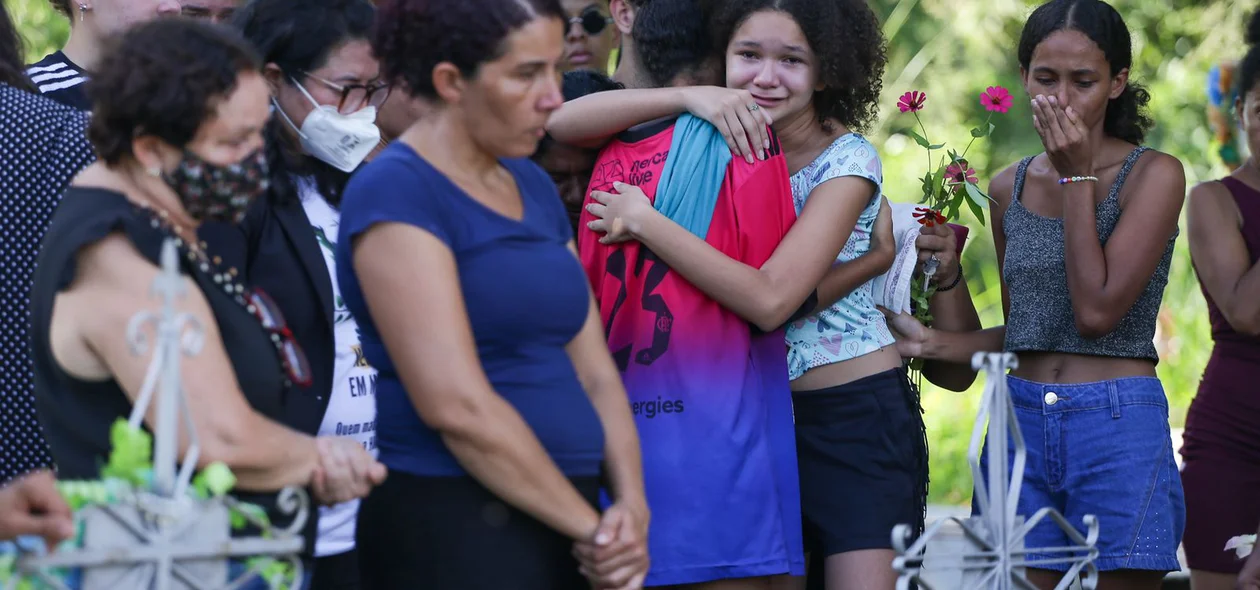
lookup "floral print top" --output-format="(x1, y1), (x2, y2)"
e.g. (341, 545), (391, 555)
(785, 133), (895, 381)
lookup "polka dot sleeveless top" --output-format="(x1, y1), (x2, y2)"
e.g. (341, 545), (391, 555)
(0, 84), (95, 481)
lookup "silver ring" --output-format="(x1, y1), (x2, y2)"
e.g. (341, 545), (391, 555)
(747, 104), (760, 112)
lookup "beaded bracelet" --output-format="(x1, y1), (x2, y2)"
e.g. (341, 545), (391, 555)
(1058, 175), (1099, 185)
(935, 267), (963, 293)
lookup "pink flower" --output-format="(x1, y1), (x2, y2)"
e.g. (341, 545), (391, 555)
(897, 90), (926, 113)
(946, 159), (979, 187)
(980, 86), (1013, 113)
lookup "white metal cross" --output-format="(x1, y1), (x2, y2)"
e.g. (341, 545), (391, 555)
(892, 352), (1100, 590)
(11, 239), (309, 590)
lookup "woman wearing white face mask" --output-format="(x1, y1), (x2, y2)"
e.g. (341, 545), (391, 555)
(200, 1), (388, 589)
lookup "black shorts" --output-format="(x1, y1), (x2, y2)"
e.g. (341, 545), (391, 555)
(794, 368), (928, 558)
(356, 471), (600, 590)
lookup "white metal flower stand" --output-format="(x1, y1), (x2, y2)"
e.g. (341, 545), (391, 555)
(9, 239), (309, 590)
(892, 352), (1100, 590)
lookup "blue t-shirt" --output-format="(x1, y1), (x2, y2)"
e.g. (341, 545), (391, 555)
(335, 142), (605, 477)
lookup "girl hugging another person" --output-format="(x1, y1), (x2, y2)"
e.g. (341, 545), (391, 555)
(549, 0), (928, 588)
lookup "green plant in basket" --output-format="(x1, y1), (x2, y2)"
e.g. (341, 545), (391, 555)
(896, 86), (1013, 326)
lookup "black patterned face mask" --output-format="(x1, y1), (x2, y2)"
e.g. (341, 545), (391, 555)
(162, 149), (270, 223)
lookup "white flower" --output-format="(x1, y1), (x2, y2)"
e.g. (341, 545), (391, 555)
(1226, 534), (1257, 559)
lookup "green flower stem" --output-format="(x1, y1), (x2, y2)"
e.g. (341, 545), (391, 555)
(959, 112), (993, 162)
(912, 110), (932, 179)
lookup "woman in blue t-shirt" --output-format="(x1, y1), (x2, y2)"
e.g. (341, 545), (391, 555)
(336, 1), (648, 589)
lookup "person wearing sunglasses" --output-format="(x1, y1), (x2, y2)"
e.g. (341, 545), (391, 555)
(210, 1), (387, 589)
(561, 0), (619, 74)
(179, 0), (239, 23)
(29, 19), (386, 590)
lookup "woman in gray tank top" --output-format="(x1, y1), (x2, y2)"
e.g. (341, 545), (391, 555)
(884, 1), (1186, 588)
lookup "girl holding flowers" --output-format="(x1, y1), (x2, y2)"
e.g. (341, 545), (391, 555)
(886, 0), (1187, 588)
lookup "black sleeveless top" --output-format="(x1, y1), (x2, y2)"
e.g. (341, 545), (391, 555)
(1002, 147), (1175, 362)
(29, 187), (310, 548)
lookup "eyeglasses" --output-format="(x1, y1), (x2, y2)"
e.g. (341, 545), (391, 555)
(568, 6), (614, 36)
(245, 288), (314, 388)
(300, 71), (392, 115)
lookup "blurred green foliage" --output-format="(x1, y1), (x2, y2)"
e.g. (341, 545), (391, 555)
(10, 0), (1258, 506)
(11, 0), (69, 64)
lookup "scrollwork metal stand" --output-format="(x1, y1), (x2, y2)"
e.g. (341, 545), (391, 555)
(10, 239), (309, 590)
(892, 352), (1100, 590)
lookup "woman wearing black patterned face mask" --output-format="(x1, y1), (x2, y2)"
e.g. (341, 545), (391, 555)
(28, 18), (386, 590)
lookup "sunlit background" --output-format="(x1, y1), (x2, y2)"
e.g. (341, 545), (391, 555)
(9, 0), (1259, 506)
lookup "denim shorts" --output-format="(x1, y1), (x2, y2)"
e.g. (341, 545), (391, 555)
(975, 376), (1185, 572)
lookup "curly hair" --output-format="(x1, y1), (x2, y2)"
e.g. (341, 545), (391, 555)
(87, 19), (261, 165)
(231, 0), (375, 207)
(373, 0), (564, 100)
(710, 0), (888, 134)
(1018, 0), (1152, 145)
(1240, 10), (1260, 101)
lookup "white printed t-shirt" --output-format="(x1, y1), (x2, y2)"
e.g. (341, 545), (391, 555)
(299, 180), (379, 558)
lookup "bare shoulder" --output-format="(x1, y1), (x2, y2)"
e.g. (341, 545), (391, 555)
(988, 158), (1028, 210)
(1132, 149), (1186, 184)
(1187, 178), (1230, 203)
(1187, 178), (1240, 227)
(66, 232), (210, 333)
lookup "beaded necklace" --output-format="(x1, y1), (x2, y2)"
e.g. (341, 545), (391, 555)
(137, 205), (300, 388)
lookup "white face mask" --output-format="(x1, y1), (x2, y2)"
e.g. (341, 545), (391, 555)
(275, 78), (381, 173)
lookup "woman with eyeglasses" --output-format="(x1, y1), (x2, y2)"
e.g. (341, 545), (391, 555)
(28, 18), (385, 590)
(217, 1), (388, 589)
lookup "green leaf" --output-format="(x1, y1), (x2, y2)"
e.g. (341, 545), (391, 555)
(964, 181), (991, 206)
(966, 196), (986, 227)
(969, 122), (996, 138)
(230, 503), (269, 531)
(193, 462), (237, 498)
(905, 129), (932, 149)
(919, 172), (934, 203)
(102, 419), (152, 487)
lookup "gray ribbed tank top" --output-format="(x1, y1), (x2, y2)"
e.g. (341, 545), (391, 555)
(1002, 146), (1175, 362)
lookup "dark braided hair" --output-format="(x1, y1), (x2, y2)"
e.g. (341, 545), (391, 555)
(231, 0), (376, 208)
(632, 0), (713, 87)
(1017, 0), (1152, 145)
(710, 0), (887, 134)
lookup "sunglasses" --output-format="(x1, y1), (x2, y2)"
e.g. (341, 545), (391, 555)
(568, 6), (614, 36)
(246, 288), (314, 388)
(300, 71), (392, 115)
